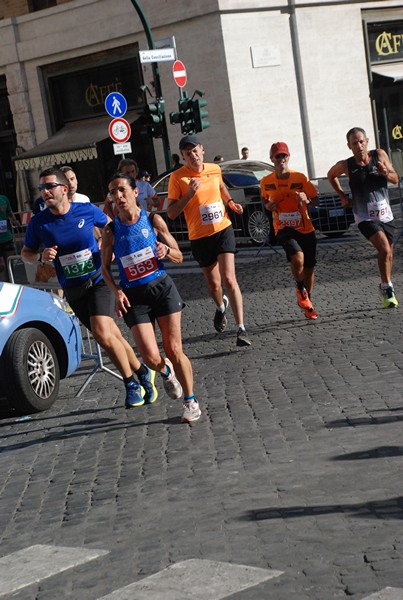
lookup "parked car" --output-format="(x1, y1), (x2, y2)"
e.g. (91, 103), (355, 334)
(0, 282), (82, 414)
(152, 160), (274, 245)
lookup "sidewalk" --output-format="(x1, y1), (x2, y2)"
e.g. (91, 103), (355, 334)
(2, 234), (403, 599)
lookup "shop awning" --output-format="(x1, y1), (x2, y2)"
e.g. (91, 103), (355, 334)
(372, 63), (403, 83)
(14, 112), (139, 171)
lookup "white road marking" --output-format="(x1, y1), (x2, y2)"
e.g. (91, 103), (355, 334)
(363, 588), (403, 599)
(0, 544), (108, 596)
(98, 559), (282, 599)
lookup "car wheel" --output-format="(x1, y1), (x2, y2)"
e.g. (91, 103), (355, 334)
(248, 209), (270, 244)
(2, 327), (60, 414)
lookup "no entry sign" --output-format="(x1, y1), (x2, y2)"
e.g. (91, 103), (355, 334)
(173, 60), (187, 88)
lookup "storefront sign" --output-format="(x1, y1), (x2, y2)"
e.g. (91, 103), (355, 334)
(45, 55), (143, 124)
(368, 21), (403, 62)
(392, 124), (403, 140)
(14, 148), (97, 171)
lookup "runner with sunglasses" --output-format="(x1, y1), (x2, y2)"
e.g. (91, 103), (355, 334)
(21, 167), (157, 409)
(260, 142), (320, 320)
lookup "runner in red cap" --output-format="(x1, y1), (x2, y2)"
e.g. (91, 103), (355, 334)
(261, 142), (320, 319)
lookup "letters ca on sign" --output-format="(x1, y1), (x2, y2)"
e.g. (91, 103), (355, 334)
(85, 78), (123, 108)
(375, 31), (403, 57)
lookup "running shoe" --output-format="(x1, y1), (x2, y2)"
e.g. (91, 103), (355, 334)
(304, 306), (318, 320)
(181, 399), (201, 423)
(236, 328), (252, 347)
(379, 285), (398, 308)
(213, 295), (229, 332)
(138, 365), (158, 404)
(296, 287), (312, 310)
(125, 381), (144, 408)
(162, 358), (183, 399)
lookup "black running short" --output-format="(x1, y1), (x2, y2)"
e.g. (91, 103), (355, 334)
(275, 228), (317, 268)
(122, 274), (185, 327)
(190, 225), (236, 268)
(65, 280), (115, 331)
(358, 220), (395, 245)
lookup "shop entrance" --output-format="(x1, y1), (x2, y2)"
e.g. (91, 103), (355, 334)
(372, 72), (403, 177)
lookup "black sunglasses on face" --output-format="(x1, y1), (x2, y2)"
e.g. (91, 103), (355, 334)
(275, 154), (288, 159)
(38, 182), (64, 192)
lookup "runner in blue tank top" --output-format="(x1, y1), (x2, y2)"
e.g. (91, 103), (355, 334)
(101, 172), (201, 423)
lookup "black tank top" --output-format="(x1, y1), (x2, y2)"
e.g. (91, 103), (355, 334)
(347, 150), (391, 223)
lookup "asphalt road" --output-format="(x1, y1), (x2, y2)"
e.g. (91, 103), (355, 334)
(2, 226), (403, 599)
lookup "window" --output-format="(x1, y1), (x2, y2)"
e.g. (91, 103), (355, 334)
(28, 0), (57, 12)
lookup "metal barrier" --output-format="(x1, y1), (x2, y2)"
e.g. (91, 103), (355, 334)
(6, 255), (123, 397)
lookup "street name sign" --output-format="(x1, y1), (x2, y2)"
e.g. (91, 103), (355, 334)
(139, 48), (175, 63)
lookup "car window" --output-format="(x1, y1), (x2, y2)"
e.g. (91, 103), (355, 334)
(223, 173), (259, 187)
(154, 175), (171, 195)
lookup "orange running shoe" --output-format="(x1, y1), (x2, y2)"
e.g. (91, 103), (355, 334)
(296, 287), (312, 310)
(304, 306), (318, 320)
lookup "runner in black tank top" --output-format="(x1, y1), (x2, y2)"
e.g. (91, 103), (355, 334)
(327, 127), (399, 308)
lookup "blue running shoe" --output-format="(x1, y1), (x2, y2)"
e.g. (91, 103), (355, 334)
(138, 365), (158, 404)
(125, 381), (144, 408)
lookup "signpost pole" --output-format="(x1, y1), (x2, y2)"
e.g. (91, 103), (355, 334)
(129, 0), (172, 170)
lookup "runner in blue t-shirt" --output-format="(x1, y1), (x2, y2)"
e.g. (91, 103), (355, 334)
(21, 167), (157, 408)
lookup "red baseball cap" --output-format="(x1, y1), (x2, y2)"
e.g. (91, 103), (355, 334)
(270, 142), (290, 158)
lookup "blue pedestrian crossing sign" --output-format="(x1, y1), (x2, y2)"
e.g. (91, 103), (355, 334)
(105, 92), (127, 118)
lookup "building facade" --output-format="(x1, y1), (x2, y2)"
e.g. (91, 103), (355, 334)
(0, 0), (402, 209)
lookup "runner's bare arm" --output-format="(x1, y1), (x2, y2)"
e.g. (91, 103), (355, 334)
(327, 160), (351, 207)
(152, 213), (183, 264)
(221, 181), (243, 214)
(376, 149), (398, 184)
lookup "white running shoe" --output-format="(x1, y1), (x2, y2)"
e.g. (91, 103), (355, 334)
(181, 399), (201, 423)
(162, 358), (183, 399)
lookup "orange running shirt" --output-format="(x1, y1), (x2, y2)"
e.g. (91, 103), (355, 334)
(168, 163), (232, 240)
(260, 170), (317, 235)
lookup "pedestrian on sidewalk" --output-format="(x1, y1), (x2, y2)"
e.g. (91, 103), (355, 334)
(101, 172), (201, 423)
(167, 134), (251, 347)
(21, 167), (156, 409)
(327, 127), (399, 308)
(261, 141), (320, 320)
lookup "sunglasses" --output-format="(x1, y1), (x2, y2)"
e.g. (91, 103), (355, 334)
(38, 182), (65, 192)
(275, 153), (288, 159)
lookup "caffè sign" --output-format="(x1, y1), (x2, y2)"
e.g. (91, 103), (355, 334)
(368, 20), (403, 63)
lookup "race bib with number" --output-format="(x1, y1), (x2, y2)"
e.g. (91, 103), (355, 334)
(278, 211), (302, 228)
(0, 220), (7, 233)
(200, 202), (224, 225)
(367, 198), (392, 222)
(120, 246), (158, 282)
(59, 248), (96, 279)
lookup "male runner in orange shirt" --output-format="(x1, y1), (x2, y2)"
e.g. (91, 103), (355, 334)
(261, 142), (319, 319)
(167, 135), (251, 347)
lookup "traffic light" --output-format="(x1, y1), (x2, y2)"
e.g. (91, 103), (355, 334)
(169, 96), (197, 135)
(180, 97), (196, 135)
(145, 98), (164, 138)
(192, 98), (209, 132)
